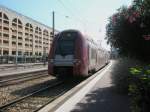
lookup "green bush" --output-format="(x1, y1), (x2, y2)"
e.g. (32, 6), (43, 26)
(129, 65), (150, 112)
(111, 57), (141, 93)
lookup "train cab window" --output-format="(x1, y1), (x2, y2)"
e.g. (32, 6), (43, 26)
(55, 32), (76, 55)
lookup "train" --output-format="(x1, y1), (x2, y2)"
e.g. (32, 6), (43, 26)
(48, 29), (109, 78)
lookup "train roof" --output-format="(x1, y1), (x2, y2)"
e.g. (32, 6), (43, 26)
(57, 29), (106, 51)
(59, 29), (81, 33)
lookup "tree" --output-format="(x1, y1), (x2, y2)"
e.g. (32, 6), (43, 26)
(106, 0), (150, 62)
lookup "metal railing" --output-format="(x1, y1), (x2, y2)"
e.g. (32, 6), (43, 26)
(0, 55), (48, 64)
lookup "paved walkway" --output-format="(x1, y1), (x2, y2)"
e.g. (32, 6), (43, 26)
(0, 64), (47, 77)
(36, 61), (130, 112)
(0, 63), (45, 68)
(70, 62), (130, 112)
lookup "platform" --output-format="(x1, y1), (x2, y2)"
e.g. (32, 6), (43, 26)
(39, 61), (130, 112)
(0, 64), (47, 77)
(0, 63), (45, 68)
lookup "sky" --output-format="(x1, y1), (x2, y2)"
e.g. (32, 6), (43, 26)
(0, 0), (132, 50)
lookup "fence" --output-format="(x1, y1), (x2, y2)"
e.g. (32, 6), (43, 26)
(0, 55), (48, 64)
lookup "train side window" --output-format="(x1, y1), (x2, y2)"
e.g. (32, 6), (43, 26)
(91, 48), (94, 59)
(91, 48), (96, 59)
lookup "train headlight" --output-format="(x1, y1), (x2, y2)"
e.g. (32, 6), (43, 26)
(77, 60), (81, 64)
(73, 60), (76, 63)
(74, 59), (81, 65)
(49, 59), (54, 63)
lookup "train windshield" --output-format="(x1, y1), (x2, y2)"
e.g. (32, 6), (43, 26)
(55, 32), (77, 56)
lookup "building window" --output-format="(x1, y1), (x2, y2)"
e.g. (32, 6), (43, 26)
(30, 34), (33, 37)
(25, 33), (29, 36)
(18, 25), (22, 29)
(39, 32), (42, 34)
(12, 51), (16, 55)
(3, 33), (9, 37)
(12, 18), (23, 35)
(25, 44), (29, 47)
(0, 49), (1, 55)
(30, 29), (33, 32)
(12, 36), (16, 40)
(18, 19), (22, 24)
(13, 18), (17, 22)
(35, 40), (38, 43)
(18, 51), (22, 55)
(18, 37), (22, 40)
(24, 52), (29, 56)
(35, 52), (38, 56)
(3, 40), (9, 44)
(12, 41), (16, 45)
(35, 35), (38, 39)
(3, 20), (9, 24)
(18, 43), (22, 46)
(18, 32), (22, 34)
(12, 29), (17, 33)
(25, 38), (29, 41)
(0, 12), (2, 18)
(3, 50), (9, 55)
(3, 27), (9, 31)
(12, 23), (17, 26)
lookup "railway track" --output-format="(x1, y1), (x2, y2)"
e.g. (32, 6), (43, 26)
(0, 81), (66, 112)
(0, 63), (109, 111)
(0, 71), (49, 87)
(0, 64), (109, 112)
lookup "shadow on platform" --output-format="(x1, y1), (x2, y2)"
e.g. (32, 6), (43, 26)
(71, 60), (130, 112)
(71, 85), (130, 112)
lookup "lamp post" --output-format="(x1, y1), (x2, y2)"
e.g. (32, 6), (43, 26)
(52, 11), (55, 38)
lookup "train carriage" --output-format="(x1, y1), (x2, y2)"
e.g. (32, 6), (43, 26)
(48, 29), (109, 78)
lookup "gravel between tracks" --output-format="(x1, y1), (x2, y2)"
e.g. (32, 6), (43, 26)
(1, 81), (78, 112)
(0, 75), (55, 107)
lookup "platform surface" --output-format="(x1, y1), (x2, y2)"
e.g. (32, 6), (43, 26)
(0, 64), (47, 77)
(55, 61), (130, 112)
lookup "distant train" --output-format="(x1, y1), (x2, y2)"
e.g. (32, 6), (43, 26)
(48, 29), (109, 78)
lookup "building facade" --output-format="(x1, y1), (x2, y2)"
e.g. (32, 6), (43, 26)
(0, 5), (58, 63)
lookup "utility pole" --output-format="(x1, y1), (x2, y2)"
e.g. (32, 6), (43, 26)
(16, 25), (18, 66)
(52, 11), (55, 38)
(43, 47), (46, 66)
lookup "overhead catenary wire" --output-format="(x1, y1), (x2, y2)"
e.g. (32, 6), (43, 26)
(56, 0), (102, 34)
(62, 0), (101, 26)
(56, 0), (88, 33)
(57, 0), (85, 23)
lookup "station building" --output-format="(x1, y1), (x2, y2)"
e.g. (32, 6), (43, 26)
(0, 5), (58, 63)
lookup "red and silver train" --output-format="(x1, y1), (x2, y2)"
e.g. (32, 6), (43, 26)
(48, 29), (109, 78)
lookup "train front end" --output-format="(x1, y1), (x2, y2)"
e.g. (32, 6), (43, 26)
(48, 30), (87, 78)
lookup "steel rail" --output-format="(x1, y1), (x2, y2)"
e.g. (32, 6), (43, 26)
(0, 71), (48, 87)
(33, 88), (68, 112)
(35, 63), (110, 112)
(0, 81), (63, 111)
(0, 72), (47, 83)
